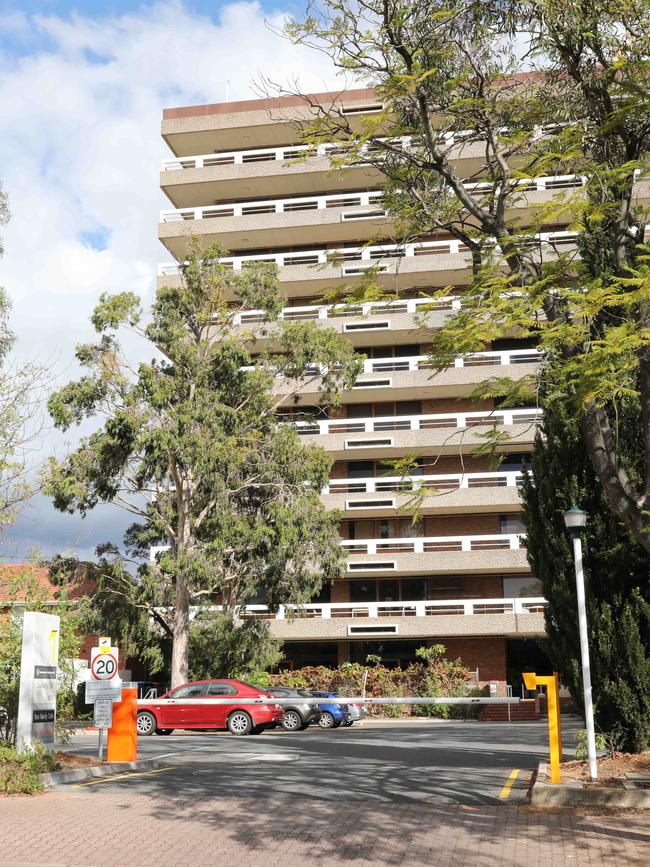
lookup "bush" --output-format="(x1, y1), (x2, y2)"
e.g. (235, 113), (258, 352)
(269, 645), (477, 717)
(0, 741), (59, 794)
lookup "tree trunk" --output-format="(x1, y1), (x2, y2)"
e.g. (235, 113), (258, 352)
(171, 573), (190, 688)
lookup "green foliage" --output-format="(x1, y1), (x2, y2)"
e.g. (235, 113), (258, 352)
(188, 610), (283, 680)
(0, 565), (86, 743)
(574, 729), (609, 761)
(0, 741), (58, 794)
(45, 242), (363, 685)
(271, 644), (477, 718)
(283, 0), (650, 554)
(522, 388), (650, 752)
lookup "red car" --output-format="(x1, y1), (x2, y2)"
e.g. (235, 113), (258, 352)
(136, 679), (284, 736)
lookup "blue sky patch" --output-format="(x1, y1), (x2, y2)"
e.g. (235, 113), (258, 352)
(79, 226), (110, 250)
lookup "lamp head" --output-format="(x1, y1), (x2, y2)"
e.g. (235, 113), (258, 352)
(563, 505), (588, 535)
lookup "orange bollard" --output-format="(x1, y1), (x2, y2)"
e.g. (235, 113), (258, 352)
(107, 682), (138, 763)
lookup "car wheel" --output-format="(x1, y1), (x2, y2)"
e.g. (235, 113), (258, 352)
(156, 728), (173, 735)
(281, 710), (303, 732)
(344, 721), (354, 727)
(137, 711), (157, 736)
(227, 710), (253, 736)
(318, 711), (335, 729)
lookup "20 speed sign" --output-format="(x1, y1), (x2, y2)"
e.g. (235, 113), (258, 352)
(91, 653), (118, 681)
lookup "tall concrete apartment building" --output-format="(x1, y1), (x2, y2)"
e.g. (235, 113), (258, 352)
(158, 89), (553, 690)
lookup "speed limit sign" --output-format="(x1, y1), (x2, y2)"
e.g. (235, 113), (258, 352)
(91, 652), (118, 680)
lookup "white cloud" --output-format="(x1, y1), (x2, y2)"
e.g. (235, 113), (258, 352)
(0, 0), (342, 560)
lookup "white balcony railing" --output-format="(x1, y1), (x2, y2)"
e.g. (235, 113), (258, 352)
(160, 190), (386, 223)
(160, 127), (568, 172)
(341, 533), (525, 555)
(229, 596), (547, 620)
(323, 470), (523, 495)
(161, 135), (418, 171)
(293, 406), (540, 437)
(244, 349), (541, 380)
(235, 295), (454, 325)
(159, 174), (585, 223)
(355, 349), (540, 374)
(158, 229), (578, 277)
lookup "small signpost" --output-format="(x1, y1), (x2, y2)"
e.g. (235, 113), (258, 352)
(85, 637), (122, 760)
(16, 611), (60, 752)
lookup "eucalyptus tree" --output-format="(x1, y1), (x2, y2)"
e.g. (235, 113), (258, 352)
(283, 0), (650, 552)
(46, 244), (362, 686)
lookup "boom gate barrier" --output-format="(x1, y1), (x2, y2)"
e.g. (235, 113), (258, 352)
(135, 679), (565, 784)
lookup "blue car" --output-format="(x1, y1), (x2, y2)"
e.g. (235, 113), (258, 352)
(310, 691), (351, 729)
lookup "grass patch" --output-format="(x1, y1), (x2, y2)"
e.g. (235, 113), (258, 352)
(0, 741), (60, 794)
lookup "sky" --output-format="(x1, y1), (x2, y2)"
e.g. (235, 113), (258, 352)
(0, 0), (342, 563)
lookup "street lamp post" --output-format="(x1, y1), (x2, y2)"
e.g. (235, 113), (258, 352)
(563, 505), (598, 780)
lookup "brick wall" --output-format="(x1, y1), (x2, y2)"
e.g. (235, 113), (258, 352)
(439, 636), (508, 682)
(421, 397), (495, 413)
(331, 581), (350, 603)
(423, 514), (502, 535)
(330, 455), (495, 478)
(428, 574), (503, 598)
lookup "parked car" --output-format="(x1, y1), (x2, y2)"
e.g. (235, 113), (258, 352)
(310, 691), (351, 729)
(266, 687), (322, 731)
(137, 679), (284, 736)
(346, 698), (368, 726)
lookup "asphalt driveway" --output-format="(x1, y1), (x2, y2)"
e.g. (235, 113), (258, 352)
(58, 717), (581, 806)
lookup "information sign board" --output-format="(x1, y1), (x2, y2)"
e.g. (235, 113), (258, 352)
(16, 611), (60, 750)
(85, 678), (122, 704)
(94, 698), (113, 729)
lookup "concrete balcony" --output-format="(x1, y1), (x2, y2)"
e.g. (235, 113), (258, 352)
(161, 88), (384, 156)
(160, 147), (384, 207)
(159, 131), (494, 204)
(231, 596), (547, 640)
(322, 470), (523, 517)
(157, 229), (579, 298)
(234, 296), (451, 349)
(341, 532), (526, 576)
(158, 174), (586, 257)
(270, 349), (541, 403)
(159, 190), (389, 257)
(294, 407), (540, 460)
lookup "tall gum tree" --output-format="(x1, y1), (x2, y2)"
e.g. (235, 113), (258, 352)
(46, 244), (363, 687)
(281, 0), (650, 552)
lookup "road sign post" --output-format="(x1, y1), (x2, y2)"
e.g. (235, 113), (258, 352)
(85, 639), (122, 760)
(93, 698), (113, 761)
(16, 612), (60, 752)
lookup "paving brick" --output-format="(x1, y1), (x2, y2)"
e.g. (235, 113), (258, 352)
(0, 792), (649, 865)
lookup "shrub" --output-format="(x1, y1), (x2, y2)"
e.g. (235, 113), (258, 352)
(0, 741), (59, 794)
(270, 645), (476, 716)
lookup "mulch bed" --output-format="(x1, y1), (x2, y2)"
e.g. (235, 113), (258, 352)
(52, 751), (103, 768)
(561, 751), (650, 788)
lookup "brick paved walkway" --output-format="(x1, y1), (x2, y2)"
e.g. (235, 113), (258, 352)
(1, 792), (649, 866)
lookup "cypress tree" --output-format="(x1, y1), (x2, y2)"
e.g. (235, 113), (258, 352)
(521, 393), (650, 752)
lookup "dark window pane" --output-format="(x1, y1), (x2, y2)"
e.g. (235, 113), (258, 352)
(350, 580), (376, 602)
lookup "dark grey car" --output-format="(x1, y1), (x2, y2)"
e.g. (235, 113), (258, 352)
(267, 687), (322, 731)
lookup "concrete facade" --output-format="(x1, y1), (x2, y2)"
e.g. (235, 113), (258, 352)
(159, 88), (553, 683)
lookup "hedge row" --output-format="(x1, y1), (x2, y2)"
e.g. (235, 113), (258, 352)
(259, 646), (483, 718)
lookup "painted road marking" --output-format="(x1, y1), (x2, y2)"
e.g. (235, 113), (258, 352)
(73, 767), (173, 788)
(499, 768), (520, 799)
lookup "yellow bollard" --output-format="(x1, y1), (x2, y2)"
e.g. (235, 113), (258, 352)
(523, 671), (562, 784)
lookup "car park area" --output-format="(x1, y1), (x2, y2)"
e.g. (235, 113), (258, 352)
(56, 718), (579, 806)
